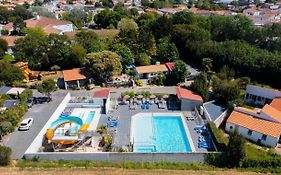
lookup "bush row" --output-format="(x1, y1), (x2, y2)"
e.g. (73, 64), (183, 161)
(0, 89), (31, 135)
(207, 122), (228, 151)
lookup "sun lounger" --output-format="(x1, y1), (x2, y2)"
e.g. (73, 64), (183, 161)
(108, 121), (118, 127)
(146, 103), (150, 109)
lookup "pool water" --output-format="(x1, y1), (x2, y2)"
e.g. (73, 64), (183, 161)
(133, 115), (192, 153)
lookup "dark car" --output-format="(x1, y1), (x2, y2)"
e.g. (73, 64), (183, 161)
(27, 98), (34, 108)
(33, 97), (51, 104)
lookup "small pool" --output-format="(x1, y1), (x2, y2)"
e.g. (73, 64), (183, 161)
(132, 114), (193, 153)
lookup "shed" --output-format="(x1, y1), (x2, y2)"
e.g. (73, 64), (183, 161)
(203, 100), (227, 127)
(176, 87), (203, 111)
(92, 89), (110, 114)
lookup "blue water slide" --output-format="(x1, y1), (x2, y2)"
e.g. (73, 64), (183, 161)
(50, 116), (83, 130)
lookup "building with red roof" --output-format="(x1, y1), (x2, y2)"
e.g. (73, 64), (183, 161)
(176, 87), (203, 110)
(62, 68), (88, 90)
(92, 89), (110, 114)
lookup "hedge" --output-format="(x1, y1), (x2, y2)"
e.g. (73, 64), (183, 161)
(208, 122), (228, 151)
(0, 145), (12, 166)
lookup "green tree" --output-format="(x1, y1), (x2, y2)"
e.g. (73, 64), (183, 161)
(226, 131), (246, 167)
(0, 60), (23, 85)
(191, 73), (208, 101)
(63, 9), (89, 28)
(67, 44), (87, 67)
(152, 16), (173, 39)
(37, 78), (57, 100)
(0, 39), (8, 57)
(12, 17), (26, 35)
(135, 52), (150, 66)
(0, 145), (12, 166)
(113, 3), (127, 15)
(0, 7), (10, 24)
(156, 37), (179, 62)
(138, 28), (157, 56)
(75, 31), (101, 53)
(84, 51), (122, 82)
(141, 0), (151, 7)
(111, 44), (134, 69)
(94, 9), (123, 28)
(12, 5), (33, 20)
(170, 60), (188, 84)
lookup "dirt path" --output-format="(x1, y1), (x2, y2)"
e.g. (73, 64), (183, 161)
(0, 167), (266, 175)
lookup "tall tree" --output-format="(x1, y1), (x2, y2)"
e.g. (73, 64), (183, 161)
(0, 60), (23, 85)
(170, 60), (188, 84)
(111, 44), (134, 69)
(0, 39), (8, 57)
(156, 37), (179, 62)
(138, 28), (157, 56)
(151, 16), (173, 39)
(63, 9), (90, 28)
(75, 31), (101, 53)
(135, 52), (150, 66)
(84, 51), (122, 82)
(12, 17), (26, 35)
(37, 78), (57, 100)
(226, 131), (246, 167)
(191, 73), (208, 101)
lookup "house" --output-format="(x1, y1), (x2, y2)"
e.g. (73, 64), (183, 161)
(0, 36), (23, 54)
(165, 62), (175, 72)
(92, 89), (110, 114)
(62, 68), (88, 90)
(135, 64), (168, 79)
(0, 86), (25, 96)
(244, 85), (281, 107)
(176, 87), (203, 111)
(225, 107), (281, 147)
(202, 100), (227, 127)
(2, 15), (74, 35)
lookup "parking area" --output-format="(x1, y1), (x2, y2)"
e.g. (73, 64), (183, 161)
(2, 90), (67, 159)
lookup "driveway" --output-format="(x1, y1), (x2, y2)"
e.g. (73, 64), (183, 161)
(2, 90), (67, 159)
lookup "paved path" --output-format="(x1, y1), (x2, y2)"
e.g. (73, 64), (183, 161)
(3, 91), (67, 159)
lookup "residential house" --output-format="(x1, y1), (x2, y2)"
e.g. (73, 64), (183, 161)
(0, 36), (23, 54)
(135, 64), (168, 79)
(176, 87), (203, 111)
(2, 15), (74, 35)
(226, 106), (281, 147)
(244, 85), (281, 107)
(62, 68), (88, 90)
(226, 96), (281, 147)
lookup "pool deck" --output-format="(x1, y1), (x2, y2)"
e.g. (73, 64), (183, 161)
(98, 103), (215, 152)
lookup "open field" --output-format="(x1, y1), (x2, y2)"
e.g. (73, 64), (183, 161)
(0, 167), (266, 175)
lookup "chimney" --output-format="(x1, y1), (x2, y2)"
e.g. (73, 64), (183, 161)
(35, 15), (40, 20)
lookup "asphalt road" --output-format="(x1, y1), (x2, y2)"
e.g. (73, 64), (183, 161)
(3, 90), (67, 159)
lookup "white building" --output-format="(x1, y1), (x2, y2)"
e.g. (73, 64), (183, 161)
(92, 89), (110, 114)
(135, 64), (169, 79)
(203, 100), (227, 127)
(226, 107), (281, 147)
(176, 87), (203, 111)
(244, 85), (281, 107)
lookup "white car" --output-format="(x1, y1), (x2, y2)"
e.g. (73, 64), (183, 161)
(18, 118), (33, 131)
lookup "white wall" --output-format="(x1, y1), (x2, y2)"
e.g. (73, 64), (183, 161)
(54, 24), (74, 34)
(25, 93), (71, 154)
(105, 97), (110, 114)
(181, 99), (203, 111)
(225, 122), (278, 147)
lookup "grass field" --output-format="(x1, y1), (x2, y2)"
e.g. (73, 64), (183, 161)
(0, 167), (265, 175)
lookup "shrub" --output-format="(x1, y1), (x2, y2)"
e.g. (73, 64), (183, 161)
(0, 145), (12, 166)
(149, 74), (166, 86)
(135, 79), (143, 87)
(208, 122), (228, 151)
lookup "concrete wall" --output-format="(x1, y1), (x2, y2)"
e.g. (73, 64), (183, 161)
(105, 97), (110, 114)
(213, 110), (228, 128)
(181, 99), (203, 111)
(225, 122), (278, 147)
(24, 152), (210, 163)
(25, 93), (71, 154)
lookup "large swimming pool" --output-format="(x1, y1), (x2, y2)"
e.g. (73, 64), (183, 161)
(132, 113), (194, 153)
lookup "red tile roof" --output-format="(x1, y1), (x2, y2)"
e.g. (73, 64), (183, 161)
(93, 89), (110, 98)
(165, 62), (175, 72)
(0, 36), (23, 46)
(261, 104), (281, 123)
(270, 98), (281, 112)
(176, 87), (203, 102)
(227, 110), (281, 138)
(62, 68), (86, 82)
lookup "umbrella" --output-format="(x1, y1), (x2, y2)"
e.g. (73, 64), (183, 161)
(163, 94), (169, 99)
(137, 94), (144, 99)
(123, 95), (130, 99)
(149, 95), (156, 99)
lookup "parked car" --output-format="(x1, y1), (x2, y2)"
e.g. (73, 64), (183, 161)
(18, 118), (33, 131)
(33, 97), (50, 104)
(27, 98), (34, 108)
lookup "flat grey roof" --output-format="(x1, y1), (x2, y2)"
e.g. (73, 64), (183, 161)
(203, 101), (226, 121)
(3, 99), (19, 109)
